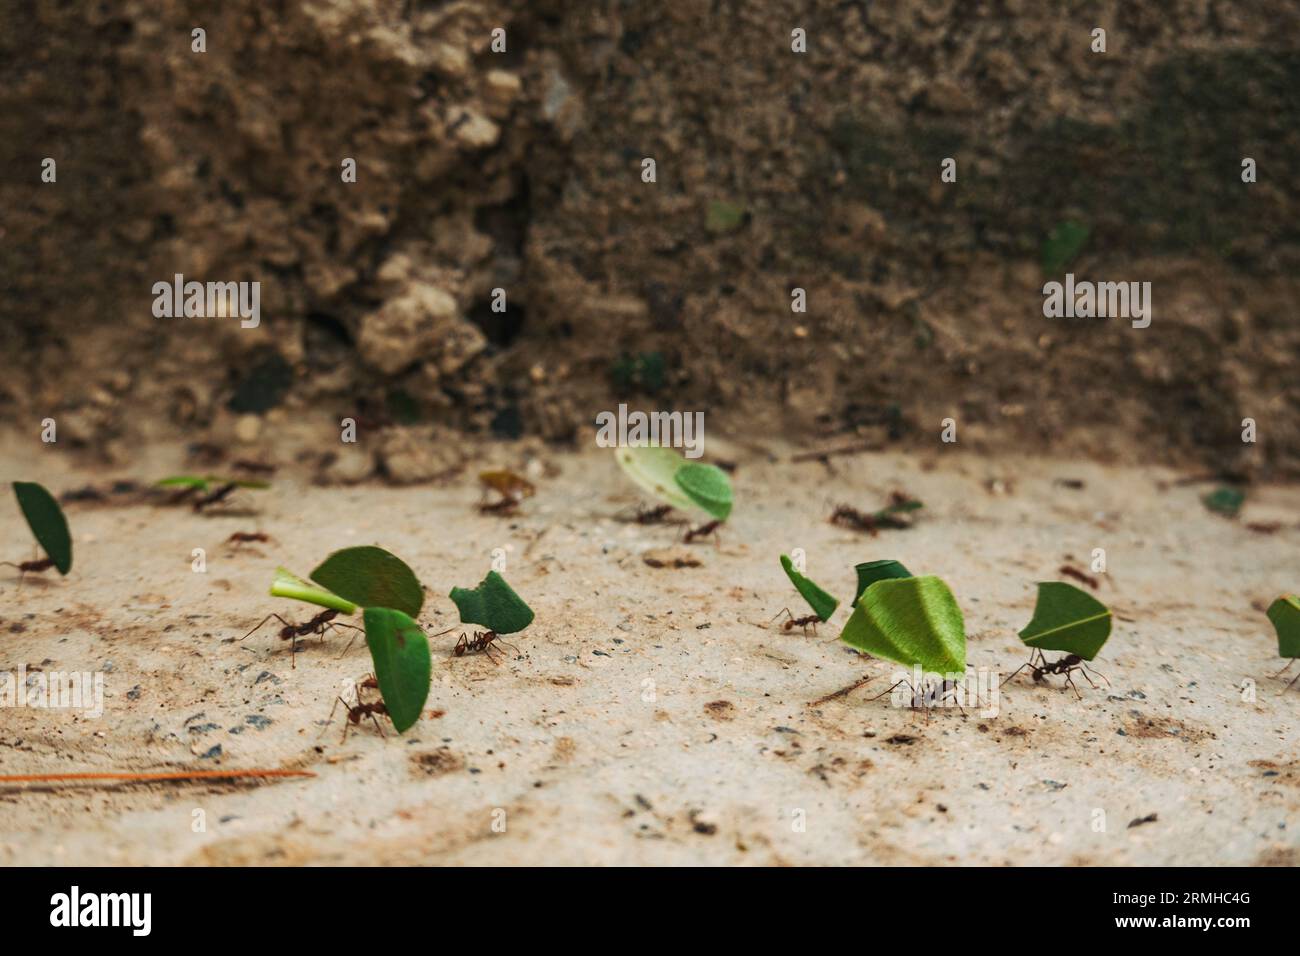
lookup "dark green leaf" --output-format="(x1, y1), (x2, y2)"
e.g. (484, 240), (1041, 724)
(449, 570), (534, 635)
(1041, 220), (1089, 274)
(1267, 595), (1300, 658)
(779, 554), (839, 621)
(363, 607), (431, 733)
(1018, 581), (1112, 660)
(310, 546), (424, 617)
(839, 576), (966, 674)
(1202, 487), (1244, 517)
(852, 559), (913, 604)
(13, 482), (72, 575)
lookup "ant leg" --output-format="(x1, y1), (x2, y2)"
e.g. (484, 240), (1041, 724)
(241, 614), (291, 642)
(1270, 658), (1298, 678)
(1000, 661), (1033, 687)
(1285, 669), (1300, 691)
(334, 626), (365, 660)
(1062, 670), (1082, 700)
(768, 608), (794, 628)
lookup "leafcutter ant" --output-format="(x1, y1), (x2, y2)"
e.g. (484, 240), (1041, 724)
(478, 469), (535, 516)
(226, 531), (270, 548)
(240, 609), (361, 668)
(1, 556), (55, 584)
(771, 608), (821, 635)
(829, 493), (922, 535)
(619, 503), (676, 524)
(435, 627), (519, 664)
(1059, 564), (1100, 590)
(1001, 648), (1109, 698)
(326, 675), (389, 740)
(683, 518), (722, 545)
(868, 675), (967, 717)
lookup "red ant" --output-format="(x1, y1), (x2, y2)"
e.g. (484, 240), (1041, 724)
(1, 556), (55, 584)
(226, 531), (270, 547)
(829, 493), (921, 535)
(1001, 648), (1109, 698)
(770, 608), (822, 635)
(436, 627), (519, 665)
(241, 609), (361, 668)
(326, 675), (390, 740)
(683, 519), (722, 545)
(631, 504), (675, 524)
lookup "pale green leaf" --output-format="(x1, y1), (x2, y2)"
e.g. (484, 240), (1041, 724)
(614, 446), (696, 512)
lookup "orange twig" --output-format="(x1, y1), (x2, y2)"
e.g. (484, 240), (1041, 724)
(0, 769), (315, 784)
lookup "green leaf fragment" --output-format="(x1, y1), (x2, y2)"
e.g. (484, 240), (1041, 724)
(614, 446), (697, 512)
(310, 546), (424, 618)
(1266, 595), (1300, 659)
(363, 607), (431, 733)
(705, 200), (746, 235)
(1018, 581), (1112, 661)
(1202, 487), (1244, 518)
(269, 567), (359, 615)
(839, 576), (966, 675)
(779, 555), (839, 622)
(674, 462), (733, 520)
(852, 559), (913, 604)
(449, 570), (534, 635)
(1041, 220), (1089, 275)
(12, 482), (72, 575)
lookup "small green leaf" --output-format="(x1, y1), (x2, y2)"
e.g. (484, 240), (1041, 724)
(13, 482), (72, 575)
(269, 567), (359, 615)
(839, 576), (966, 675)
(1018, 581), (1112, 661)
(1041, 220), (1089, 274)
(852, 559), (913, 604)
(780, 555), (839, 622)
(156, 475), (211, 490)
(705, 199), (746, 235)
(363, 607), (431, 733)
(310, 546), (423, 618)
(1267, 596), (1300, 659)
(674, 463), (732, 520)
(1203, 487), (1244, 518)
(449, 570), (534, 635)
(614, 446), (696, 512)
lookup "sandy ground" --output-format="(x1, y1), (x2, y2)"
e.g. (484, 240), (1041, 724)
(0, 437), (1297, 866)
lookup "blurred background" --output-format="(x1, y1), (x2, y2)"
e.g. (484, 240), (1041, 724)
(2, 0), (1297, 479)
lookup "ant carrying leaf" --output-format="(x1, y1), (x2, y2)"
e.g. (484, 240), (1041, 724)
(156, 474), (270, 512)
(775, 553), (840, 633)
(4, 482), (73, 581)
(829, 493), (923, 535)
(1266, 596), (1300, 691)
(442, 570), (534, 663)
(1005, 581), (1113, 696)
(326, 675), (390, 741)
(613, 446), (733, 540)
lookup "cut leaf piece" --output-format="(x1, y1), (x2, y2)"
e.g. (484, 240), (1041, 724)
(363, 607), (431, 733)
(269, 566), (358, 615)
(780, 555), (839, 622)
(155, 475), (271, 491)
(449, 571), (534, 635)
(839, 576), (966, 675)
(1018, 581), (1112, 661)
(310, 546), (423, 618)
(1267, 595), (1300, 658)
(674, 462), (733, 520)
(13, 482), (72, 575)
(852, 559), (912, 604)
(1041, 220), (1089, 275)
(1202, 487), (1244, 518)
(614, 446), (696, 512)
